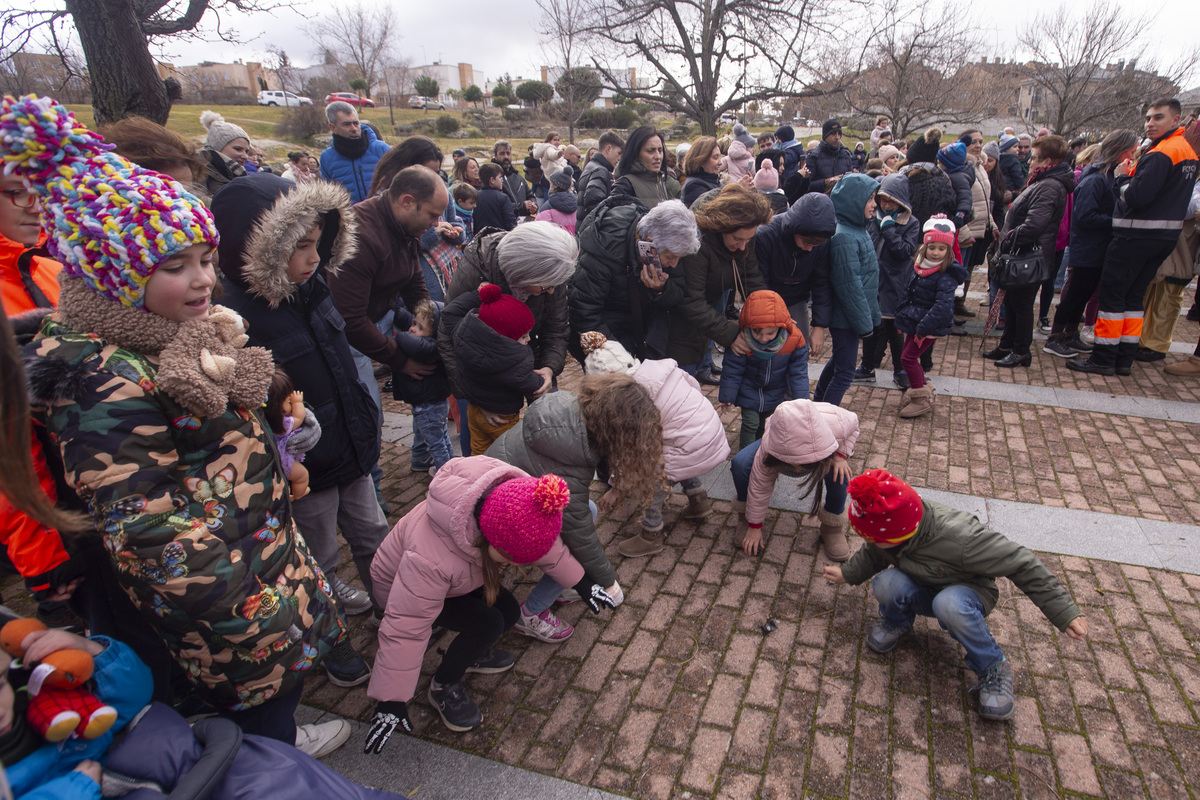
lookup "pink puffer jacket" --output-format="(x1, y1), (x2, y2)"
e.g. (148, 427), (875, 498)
(634, 358), (730, 482)
(745, 400), (859, 525)
(368, 456), (585, 703)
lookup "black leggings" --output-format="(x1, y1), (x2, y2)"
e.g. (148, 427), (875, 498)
(1050, 266), (1102, 335)
(861, 319), (905, 372)
(434, 586), (520, 685)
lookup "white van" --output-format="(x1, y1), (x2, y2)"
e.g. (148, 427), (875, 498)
(257, 90), (312, 107)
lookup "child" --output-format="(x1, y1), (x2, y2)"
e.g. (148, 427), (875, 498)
(726, 139), (754, 184)
(391, 299), (453, 473)
(535, 169), (577, 234)
(450, 283), (543, 454)
(580, 332), (730, 557)
(451, 182), (478, 242)
(858, 173), (920, 389)
(718, 290), (809, 449)
(754, 163), (789, 214)
(893, 215), (967, 418)
(265, 370), (316, 499)
(824, 469), (1089, 721)
(473, 163), (516, 231)
(731, 399), (859, 561)
(365, 458), (615, 741)
(532, 132), (569, 178)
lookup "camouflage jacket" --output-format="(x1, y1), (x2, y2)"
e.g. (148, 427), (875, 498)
(26, 316), (344, 712)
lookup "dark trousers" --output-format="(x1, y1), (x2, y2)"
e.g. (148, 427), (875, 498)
(220, 677), (304, 744)
(433, 586), (520, 685)
(1050, 266), (1102, 336)
(1038, 249), (1066, 320)
(861, 319), (905, 372)
(813, 326), (858, 407)
(999, 283), (1038, 355)
(1091, 236), (1177, 368)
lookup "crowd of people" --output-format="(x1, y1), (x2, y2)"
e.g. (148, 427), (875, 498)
(0, 90), (1196, 795)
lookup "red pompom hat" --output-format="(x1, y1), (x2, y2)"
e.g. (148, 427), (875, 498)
(847, 469), (924, 545)
(479, 473), (571, 563)
(477, 283), (534, 341)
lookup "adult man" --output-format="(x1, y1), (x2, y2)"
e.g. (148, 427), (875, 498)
(1016, 134), (1034, 176)
(492, 140), (538, 220)
(327, 166), (443, 408)
(1068, 98), (1199, 376)
(319, 101), (390, 204)
(564, 144), (583, 183)
(805, 118), (857, 194)
(757, 132), (775, 153)
(576, 130), (624, 224)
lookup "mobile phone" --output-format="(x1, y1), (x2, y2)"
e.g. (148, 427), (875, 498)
(637, 240), (666, 279)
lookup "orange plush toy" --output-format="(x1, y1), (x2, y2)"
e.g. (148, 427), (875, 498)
(0, 619), (118, 742)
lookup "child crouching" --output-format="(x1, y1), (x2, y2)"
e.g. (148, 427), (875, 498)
(824, 470), (1088, 720)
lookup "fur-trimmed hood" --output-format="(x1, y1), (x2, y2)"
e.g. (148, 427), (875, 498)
(211, 173), (358, 308)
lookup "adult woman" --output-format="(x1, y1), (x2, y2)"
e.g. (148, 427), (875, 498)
(280, 151), (313, 183)
(452, 156), (482, 189)
(666, 184), (772, 373)
(1042, 130), (1139, 358)
(100, 116), (203, 187)
(613, 126), (680, 209)
(984, 135), (1075, 368)
(680, 136), (722, 208)
(957, 129), (992, 317)
(982, 141), (1007, 232)
(570, 196), (701, 358)
(198, 110), (249, 195)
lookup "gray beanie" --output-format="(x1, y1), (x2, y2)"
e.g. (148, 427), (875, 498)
(201, 110), (250, 152)
(982, 141), (1000, 161)
(549, 169), (573, 190)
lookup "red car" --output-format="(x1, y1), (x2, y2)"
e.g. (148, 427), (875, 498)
(323, 92), (376, 108)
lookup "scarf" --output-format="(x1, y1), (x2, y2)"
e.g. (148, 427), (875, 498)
(332, 132), (370, 161)
(744, 327), (789, 360)
(913, 257), (944, 277)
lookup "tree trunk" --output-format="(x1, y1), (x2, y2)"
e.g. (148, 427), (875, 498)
(67, 0), (171, 125)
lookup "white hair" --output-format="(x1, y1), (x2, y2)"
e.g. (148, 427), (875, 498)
(638, 200), (701, 258)
(496, 222), (579, 288)
(1017, 133), (1033, 143)
(325, 101), (356, 124)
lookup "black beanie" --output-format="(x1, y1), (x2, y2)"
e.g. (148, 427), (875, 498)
(823, 119), (842, 139)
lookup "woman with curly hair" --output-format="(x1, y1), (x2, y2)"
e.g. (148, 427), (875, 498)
(452, 156), (482, 189)
(487, 373), (665, 642)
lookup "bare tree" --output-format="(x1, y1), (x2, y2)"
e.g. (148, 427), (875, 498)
(308, 2), (396, 101)
(2, 1), (286, 125)
(1018, 1), (1199, 135)
(378, 54), (410, 126)
(536, 0), (589, 140)
(267, 45), (298, 96)
(555, 0), (879, 136)
(841, 1), (994, 139)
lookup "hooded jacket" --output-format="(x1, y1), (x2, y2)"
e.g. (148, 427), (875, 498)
(898, 163), (958, 227)
(726, 141), (754, 183)
(745, 400), (859, 525)
(1000, 162), (1075, 262)
(569, 194), (686, 357)
(613, 161), (681, 209)
(999, 151), (1027, 197)
(895, 259), (970, 337)
(319, 125), (391, 204)
(778, 138), (805, 182)
(390, 302), (450, 405)
(828, 174), (882, 335)
(369, 456), (585, 704)
(486, 392), (616, 587)
(446, 290), (544, 414)
(805, 139), (856, 193)
(1114, 125), (1200, 240)
(1068, 163), (1119, 269)
(213, 174), (380, 494)
(493, 159), (534, 218)
(868, 173), (921, 318)
(535, 191), (578, 234)
(754, 193), (837, 326)
(576, 152), (616, 224)
(532, 141), (569, 177)
(634, 358), (729, 481)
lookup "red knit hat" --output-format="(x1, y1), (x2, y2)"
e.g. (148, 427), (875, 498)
(479, 473), (571, 563)
(847, 469), (924, 544)
(478, 283), (534, 341)
(922, 214), (956, 247)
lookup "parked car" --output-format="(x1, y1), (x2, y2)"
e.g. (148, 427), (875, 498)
(408, 96), (445, 110)
(718, 112), (738, 126)
(324, 92), (376, 108)
(257, 90), (312, 107)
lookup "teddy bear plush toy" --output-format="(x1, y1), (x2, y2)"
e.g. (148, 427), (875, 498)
(0, 619), (117, 742)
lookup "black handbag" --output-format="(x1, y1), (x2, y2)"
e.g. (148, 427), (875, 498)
(993, 245), (1050, 289)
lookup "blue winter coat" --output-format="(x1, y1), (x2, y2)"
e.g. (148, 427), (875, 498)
(828, 174), (882, 335)
(1069, 164), (1118, 269)
(806, 141), (856, 193)
(319, 126), (391, 204)
(895, 261), (969, 337)
(868, 173), (921, 318)
(718, 347), (809, 413)
(754, 193), (837, 326)
(779, 140), (806, 182)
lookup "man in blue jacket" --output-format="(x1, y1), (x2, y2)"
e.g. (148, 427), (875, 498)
(320, 102), (391, 204)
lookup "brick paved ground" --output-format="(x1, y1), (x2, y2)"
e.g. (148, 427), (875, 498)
(309, 341), (1200, 799)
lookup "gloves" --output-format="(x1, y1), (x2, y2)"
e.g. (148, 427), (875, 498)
(286, 407), (322, 455)
(572, 576), (618, 614)
(363, 701), (412, 754)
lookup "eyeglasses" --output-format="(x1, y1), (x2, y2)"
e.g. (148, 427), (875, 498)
(1, 189), (38, 209)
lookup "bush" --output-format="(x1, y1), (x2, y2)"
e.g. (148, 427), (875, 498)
(275, 105), (328, 142)
(492, 96), (510, 108)
(435, 114), (460, 135)
(578, 106), (639, 130)
(502, 106), (538, 124)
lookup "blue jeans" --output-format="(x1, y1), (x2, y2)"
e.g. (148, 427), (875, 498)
(642, 477), (703, 528)
(523, 500), (598, 615)
(812, 326), (857, 407)
(456, 398), (471, 458)
(730, 439), (847, 514)
(411, 400), (454, 469)
(871, 569), (1004, 675)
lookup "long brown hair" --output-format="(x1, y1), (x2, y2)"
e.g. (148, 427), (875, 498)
(762, 452), (837, 514)
(474, 496), (502, 605)
(682, 136), (719, 178)
(577, 373), (665, 508)
(691, 183), (773, 233)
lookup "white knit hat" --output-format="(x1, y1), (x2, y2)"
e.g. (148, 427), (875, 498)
(201, 110), (249, 152)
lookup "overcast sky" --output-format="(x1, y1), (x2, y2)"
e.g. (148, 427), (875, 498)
(47, 0), (1200, 91)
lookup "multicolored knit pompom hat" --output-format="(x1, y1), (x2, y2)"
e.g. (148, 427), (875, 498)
(0, 95), (218, 308)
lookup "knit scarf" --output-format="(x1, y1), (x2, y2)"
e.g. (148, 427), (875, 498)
(332, 132), (369, 160)
(913, 257), (944, 277)
(1026, 163), (1055, 185)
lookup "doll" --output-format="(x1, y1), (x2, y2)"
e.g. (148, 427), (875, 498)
(264, 369), (318, 500)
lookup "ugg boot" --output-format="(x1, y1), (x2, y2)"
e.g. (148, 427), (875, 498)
(954, 298), (976, 318)
(681, 485), (713, 520)
(817, 507), (850, 562)
(733, 500), (750, 549)
(618, 523), (664, 557)
(898, 385), (933, 418)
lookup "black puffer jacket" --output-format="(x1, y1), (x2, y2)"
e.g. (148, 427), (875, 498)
(212, 173), (380, 494)
(681, 171), (721, 208)
(576, 153), (616, 224)
(446, 291), (544, 414)
(390, 303), (449, 405)
(944, 166), (975, 230)
(999, 152), (1026, 196)
(895, 261), (969, 337)
(868, 173), (921, 318)
(899, 163), (958, 226)
(569, 194), (686, 357)
(1000, 162), (1075, 261)
(753, 193), (836, 326)
(1068, 164), (1118, 270)
(805, 141), (856, 193)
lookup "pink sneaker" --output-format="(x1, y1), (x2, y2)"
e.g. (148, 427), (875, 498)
(514, 605), (574, 642)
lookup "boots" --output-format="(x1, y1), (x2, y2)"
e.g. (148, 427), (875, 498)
(898, 385), (933, 418)
(618, 523), (664, 557)
(680, 485), (712, 521)
(733, 500), (750, 549)
(817, 507), (850, 562)
(954, 298), (976, 318)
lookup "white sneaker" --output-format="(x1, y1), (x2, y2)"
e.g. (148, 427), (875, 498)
(294, 719), (352, 758)
(332, 576), (373, 616)
(514, 605), (574, 642)
(606, 581), (624, 608)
